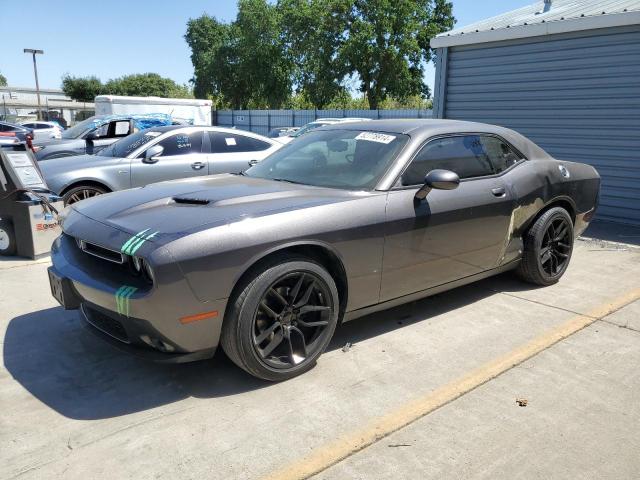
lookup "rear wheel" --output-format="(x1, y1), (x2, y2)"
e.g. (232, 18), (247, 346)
(0, 219), (17, 256)
(63, 185), (107, 205)
(517, 207), (574, 286)
(221, 256), (340, 381)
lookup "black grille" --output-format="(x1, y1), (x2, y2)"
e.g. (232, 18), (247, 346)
(83, 305), (129, 343)
(77, 238), (125, 264)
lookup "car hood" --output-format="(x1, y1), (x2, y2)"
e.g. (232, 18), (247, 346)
(40, 154), (123, 190)
(68, 174), (359, 245)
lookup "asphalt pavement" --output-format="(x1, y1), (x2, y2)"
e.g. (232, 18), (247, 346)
(1, 220), (638, 480)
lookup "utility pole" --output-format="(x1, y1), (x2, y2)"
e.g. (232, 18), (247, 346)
(23, 49), (44, 120)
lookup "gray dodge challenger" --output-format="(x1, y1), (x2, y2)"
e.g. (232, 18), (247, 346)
(48, 119), (600, 381)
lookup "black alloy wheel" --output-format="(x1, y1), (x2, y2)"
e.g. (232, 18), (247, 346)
(539, 217), (572, 276)
(517, 206), (574, 286)
(252, 271), (333, 369)
(221, 257), (340, 381)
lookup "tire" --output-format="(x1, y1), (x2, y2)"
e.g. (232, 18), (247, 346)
(63, 185), (107, 205)
(0, 219), (17, 256)
(221, 256), (340, 381)
(517, 207), (574, 286)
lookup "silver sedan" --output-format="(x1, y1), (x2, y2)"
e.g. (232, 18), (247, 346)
(40, 126), (285, 204)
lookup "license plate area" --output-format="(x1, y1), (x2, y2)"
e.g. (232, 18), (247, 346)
(48, 268), (81, 310)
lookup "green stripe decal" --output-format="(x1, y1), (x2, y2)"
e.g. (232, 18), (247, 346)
(115, 285), (137, 317)
(121, 229), (150, 254)
(121, 228), (158, 256)
(128, 231), (158, 256)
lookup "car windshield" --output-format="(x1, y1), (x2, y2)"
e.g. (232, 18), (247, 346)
(98, 129), (162, 157)
(245, 129), (408, 190)
(62, 116), (100, 139)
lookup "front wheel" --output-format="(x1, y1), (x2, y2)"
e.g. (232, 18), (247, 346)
(517, 207), (574, 286)
(63, 185), (107, 205)
(221, 257), (340, 381)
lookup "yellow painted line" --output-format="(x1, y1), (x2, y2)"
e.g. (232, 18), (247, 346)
(264, 288), (640, 480)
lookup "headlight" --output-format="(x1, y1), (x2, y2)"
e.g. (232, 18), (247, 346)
(142, 259), (154, 284)
(131, 256), (142, 272)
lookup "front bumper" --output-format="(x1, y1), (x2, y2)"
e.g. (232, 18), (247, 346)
(49, 233), (227, 362)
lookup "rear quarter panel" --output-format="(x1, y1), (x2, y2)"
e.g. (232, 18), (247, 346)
(507, 158), (600, 238)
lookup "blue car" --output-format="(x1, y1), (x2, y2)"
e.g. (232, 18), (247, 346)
(33, 113), (172, 160)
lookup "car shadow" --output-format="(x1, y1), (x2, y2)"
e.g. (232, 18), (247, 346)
(4, 271), (528, 421)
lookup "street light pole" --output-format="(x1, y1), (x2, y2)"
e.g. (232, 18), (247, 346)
(23, 48), (44, 120)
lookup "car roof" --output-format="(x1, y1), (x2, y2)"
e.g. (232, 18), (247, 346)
(321, 119), (552, 160)
(139, 125), (276, 141)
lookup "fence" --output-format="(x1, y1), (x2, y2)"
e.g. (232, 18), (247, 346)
(213, 109), (433, 136)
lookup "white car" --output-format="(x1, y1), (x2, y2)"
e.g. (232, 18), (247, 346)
(278, 117), (372, 144)
(20, 121), (63, 140)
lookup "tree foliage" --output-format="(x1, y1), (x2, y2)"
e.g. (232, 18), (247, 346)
(342, 0), (454, 109)
(61, 75), (103, 102)
(61, 73), (192, 102)
(186, 0), (293, 109)
(186, 0), (454, 109)
(0, 72), (7, 87)
(104, 73), (192, 98)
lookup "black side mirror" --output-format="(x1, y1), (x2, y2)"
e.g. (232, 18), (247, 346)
(415, 169), (460, 201)
(247, 159), (259, 167)
(85, 130), (100, 141)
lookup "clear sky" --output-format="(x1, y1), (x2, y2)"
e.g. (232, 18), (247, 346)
(1, 0), (533, 94)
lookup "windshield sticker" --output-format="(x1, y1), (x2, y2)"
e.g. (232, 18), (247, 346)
(355, 132), (396, 144)
(225, 137), (237, 146)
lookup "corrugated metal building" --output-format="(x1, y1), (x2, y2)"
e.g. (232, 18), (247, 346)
(432, 0), (640, 225)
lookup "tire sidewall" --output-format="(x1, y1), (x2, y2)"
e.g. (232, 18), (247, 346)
(63, 185), (106, 205)
(235, 260), (340, 380)
(0, 220), (17, 256)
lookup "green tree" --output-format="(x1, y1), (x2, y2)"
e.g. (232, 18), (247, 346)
(185, 0), (293, 109)
(341, 0), (454, 109)
(278, 0), (351, 109)
(0, 72), (7, 87)
(61, 75), (104, 102)
(104, 73), (192, 98)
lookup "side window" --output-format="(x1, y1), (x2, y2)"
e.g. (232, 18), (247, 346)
(154, 131), (203, 156)
(112, 121), (131, 138)
(22, 123), (35, 129)
(93, 123), (110, 138)
(480, 136), (523, 174)
(402, 135), (496, 186)
(209, 132), (271, 153)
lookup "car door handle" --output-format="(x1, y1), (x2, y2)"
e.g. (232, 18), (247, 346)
(491, 187), (506, 197)
(191, 161), (206, 170)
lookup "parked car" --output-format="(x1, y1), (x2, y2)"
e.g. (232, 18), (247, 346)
(278, 117), (372, 144)
(47, 119), (600, 381)
(20, 120), (62, 140)
(268, 127), (299, 138)
(40, 125), (284, 204)
(33, 113), (173, 160)
(0, 121), (33, 148)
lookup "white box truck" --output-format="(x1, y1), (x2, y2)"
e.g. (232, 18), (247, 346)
(94, 95), (212, 126)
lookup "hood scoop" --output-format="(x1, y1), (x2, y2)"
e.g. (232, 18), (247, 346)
(173, 196), (211, 206)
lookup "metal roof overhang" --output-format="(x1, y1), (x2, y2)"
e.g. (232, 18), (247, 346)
(431, 10), (640, 48)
